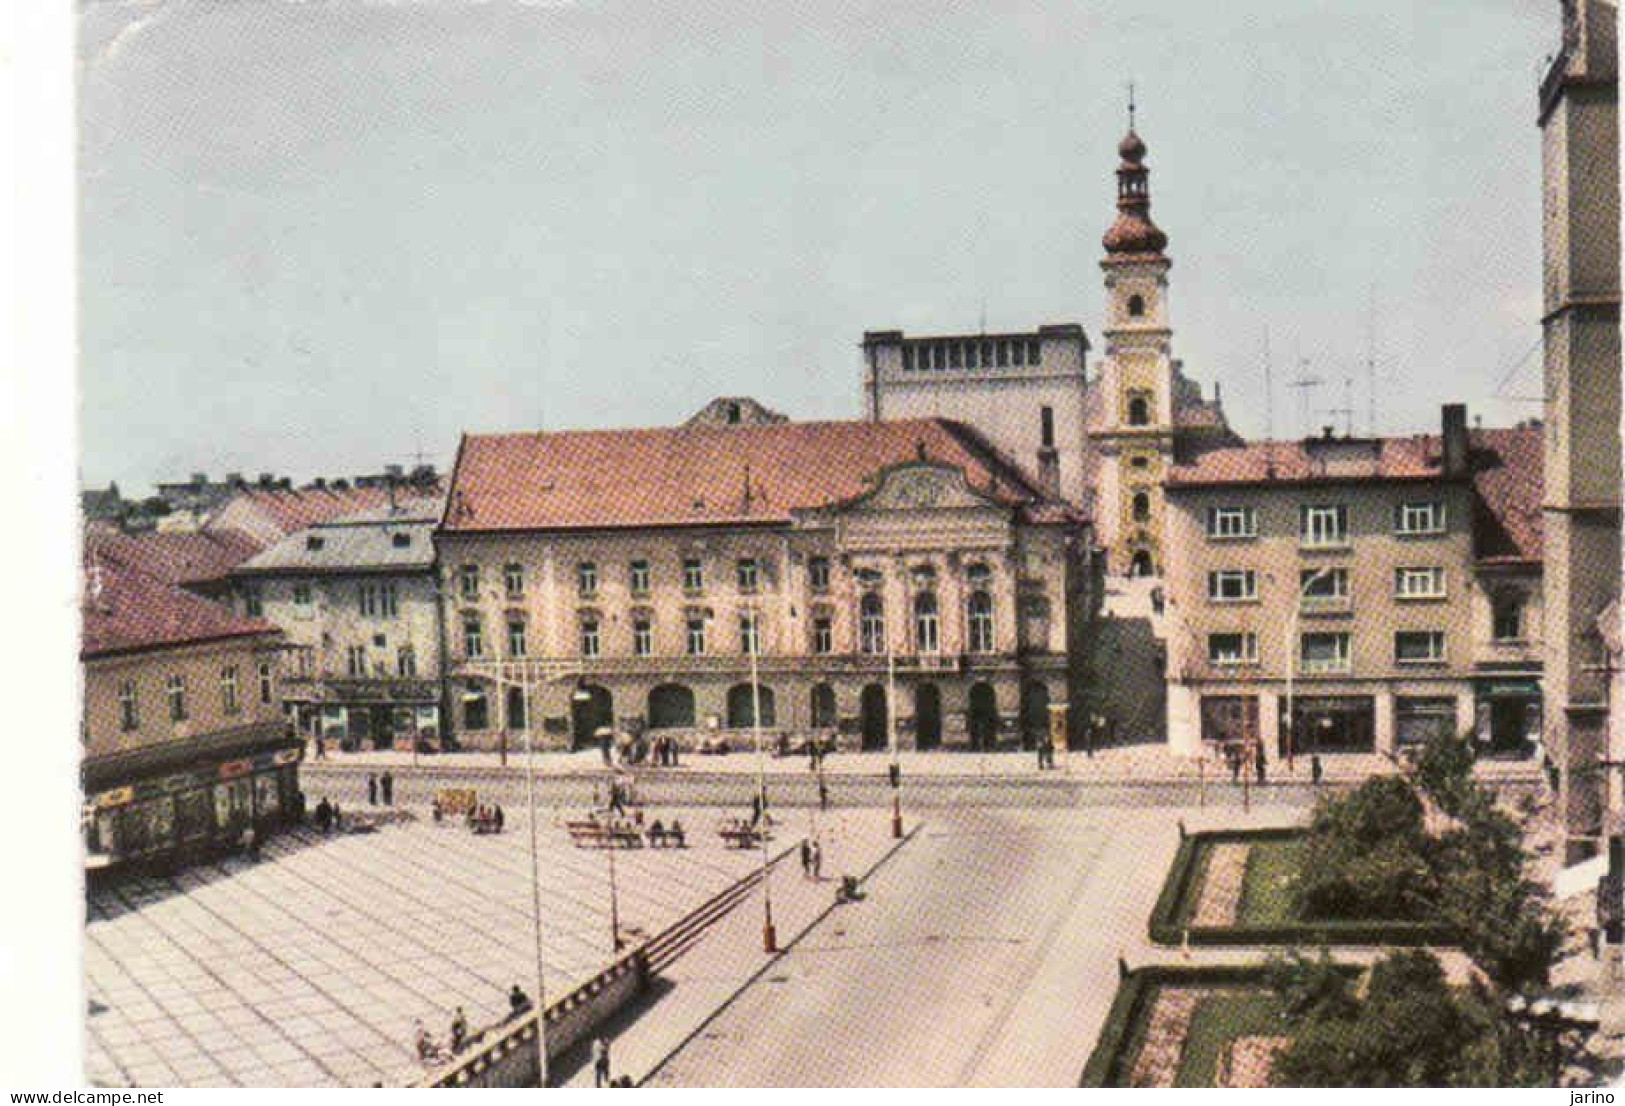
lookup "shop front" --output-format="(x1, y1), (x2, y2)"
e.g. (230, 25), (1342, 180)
(1473, 677), (1541, 757)
(84, 739), (304, 873)
(1282, 696), (1375, 754)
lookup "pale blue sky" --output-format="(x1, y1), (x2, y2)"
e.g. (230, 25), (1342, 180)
(78, 0), (1557, 494)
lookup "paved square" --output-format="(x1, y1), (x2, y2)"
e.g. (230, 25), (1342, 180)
(85, 807), (781, 1087)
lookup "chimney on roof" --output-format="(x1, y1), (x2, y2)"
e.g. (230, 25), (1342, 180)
(1442, 404), (1469, 478)
(313, 477), (327, 490)
(191, 472), (207, 486)
(279, 477), (292, 490)
(1321, 425), (1335, 441)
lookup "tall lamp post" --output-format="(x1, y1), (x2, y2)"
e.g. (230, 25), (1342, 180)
(1284, 567), (1333, 773)
(747, 607), (777, 952)
(462, 655), (581, 1088)
(886, 572), (903, 840)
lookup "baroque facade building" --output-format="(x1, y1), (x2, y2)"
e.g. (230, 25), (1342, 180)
(434, 416), (1094, 753)
(1162, 408), (1544, 760)
(229, 500), (446, 752)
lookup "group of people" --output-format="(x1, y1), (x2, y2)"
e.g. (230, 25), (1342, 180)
(1224, 741), (1268, 784)
(366, 772), (396, 806)
(797, 837), (823, 881)
(312, 797), (343, 834)
(642, 818), (685, 848)
(468, 803), (506, 835)
(415, 984), (536, 1068)
(649, 734), (681, 767)
(1034, 739), (1059, 770)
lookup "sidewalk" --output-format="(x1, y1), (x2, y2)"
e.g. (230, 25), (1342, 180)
(305, 741), (1542, 786)
(556, 809), (910, 1088)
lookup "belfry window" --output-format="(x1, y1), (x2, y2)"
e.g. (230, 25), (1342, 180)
(1128, 294), (1145, 317)
(1128, 395), (1151, 427)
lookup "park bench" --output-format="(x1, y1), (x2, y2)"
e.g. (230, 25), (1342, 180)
(717, 820), (772, 849)
(565, 820), (644, 849)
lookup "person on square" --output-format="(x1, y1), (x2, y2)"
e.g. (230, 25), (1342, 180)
(799, 837), (812, 878)
(508, 984), (530, 1018)
(593, 1035), (612, 1087)
(493, 804), (504, 833)
(381, 771), (394, 806)
(810, 839), (822, 881)
(450, 1006), (468, 1053)
(669, 819), (685, 848)
(367, 774), (378, 806)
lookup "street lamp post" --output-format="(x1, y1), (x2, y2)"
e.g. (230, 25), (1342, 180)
(886, 600), (902, 840)
(1284, 567), (1333, 773)
(748, 609), (777, 952)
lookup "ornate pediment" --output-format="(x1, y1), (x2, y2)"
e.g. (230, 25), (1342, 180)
(844, 462), (1001, 514)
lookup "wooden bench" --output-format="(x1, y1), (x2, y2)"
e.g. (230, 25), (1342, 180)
(718, 825), (771, 849)
(566, 821), (644, 849)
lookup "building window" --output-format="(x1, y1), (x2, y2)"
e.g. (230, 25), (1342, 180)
(258, 661), (274, 704)
(392, 532), (412, 549)
(812, 616), (833, 655)
(1207, 569), (1257, 602)
(1206, 506), (1257, 540)
(1492, 594), (1524, 641)
(293, 583), (313, 612)
(463, 688), (489, 731)
(1300, 504), (1349, 548)
(360, 582), (378, 616)
(463, 616), (484, 659)
(682, 557), (704, 592)
(949, 343), (963, 369)
(808, 556), (830, 592)
(1300, 632), (1351, 674)
(359, 581), (398, 618)
(242, 586), (262, 618)
(1127, 293), (1145, 317)
(914, 592), (940, 654)
(1127, 394), (1151, 427)
(295, 648), (314, 678)
(1208, 633), (1258, 666)
(1131, 491), (1152, 522)
(1395, 630), (1446, 664)
(996, 340), (1010, 368)
(1027, 339), (1041, 363)
(859, 592), (886, 655)
(967, 590), (995, 653)
(1395, 566), (1446, 600)
(578, 562), (598, 597)
(459, 564), (480, 600)
(739, 612), (760, 656)
(633, 618), (653, 656)
(166, 674), (187, 722)
(1040, 406), (1055, 448)
(1300, 567), (1350, 607)
(737, 558), (759, 593)
(220, 665), (240, 714)
(1395, 501), (1447, 536)
(504, 563), (525, 598)
(580, 619), (600, 658)
(347, 645), (367, 677)
(118, 680), (139, 731)
(686, 618), (707, 656)
(902, 346), (915, 371)
(305, 535), (325, 552)
(396, 646), (416, 677)
(629, 559), (650, 595)
(508, 619), (528, 658)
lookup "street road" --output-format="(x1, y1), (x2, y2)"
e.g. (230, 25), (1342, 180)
(645, 806), (1221, 1087)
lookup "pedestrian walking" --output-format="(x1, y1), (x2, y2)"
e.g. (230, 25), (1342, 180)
(315, 733), (327, 760)
(450, 1007), (468, 1053)
(799, 838), (812, 879)
(593, 1035), (612, 1088)
(493, 804), (504, 833)
(810, 839), (822, 881)
(599, 730), (613, 767)
(818, 779), (829, 812)
(381, 771), (394, 806)
(1310, 754), (1323, 786)
(1227, 745), (1241, 783)
(1255, 745), (1267, 785)
(1036, 741), (1046, 770)
(367, 774), (379, 806)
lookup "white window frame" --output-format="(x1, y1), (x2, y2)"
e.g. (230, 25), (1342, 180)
(859, 594), (886, 655)
(507, 619), (528, 658)
(1300, 632), (1351, 674)
(739, 612), (760, 656)
(737, 558), (759, 593)
(347, 645), (367, 677)
(396, 646), (416, 677)
(1394, 630), (1447, 664)
(629, 560), (651, 595)
(1207, 632), (1259, 666)
(633, 618), (653, 656)
(458, 564), (480, 601)
(914, 592), (940, 654)
(504, 563), (525, 598)
(1300, 567), (1350, 607)
(967, 591), (996, 653)
(580, 618), (600, 658)
(1395, 501), (1447, 536)
(808, 557), (831, 592)
(166, 674), (187, 722)
(1394, 566), (1446, 600)
(812, 617), (833, 655)
(1207, 569), (1258, 603)
(220, 665), (240, 715)
(1300, 504), (1349, 548)
(463, 616), (484, 659)
(1206, 506), (1257, 540)
(577, 562), (598, 597)
(243, 585), (263, 618)
(685, 618), (706, 656)
(258, 661), (274, 704)
(292, 582), (314, 616)
(119, 680), (139, 731)
(682, 558), (704, 592)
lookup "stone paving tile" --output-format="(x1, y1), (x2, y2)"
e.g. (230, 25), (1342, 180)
(85, 808), (764, 1087)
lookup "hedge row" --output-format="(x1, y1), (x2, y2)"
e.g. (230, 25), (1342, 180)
(1146, 828), (1456, 948)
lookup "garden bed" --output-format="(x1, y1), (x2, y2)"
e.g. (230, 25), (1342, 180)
(1147, 828), (1454, 946)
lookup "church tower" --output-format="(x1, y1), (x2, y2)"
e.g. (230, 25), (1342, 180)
(1090, 110), (1180, 578)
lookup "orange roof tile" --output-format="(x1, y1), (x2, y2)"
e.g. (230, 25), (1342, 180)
(81, 556), (279, 659)
(442, 418), (1066, 533)
(87, 529), (264, 588)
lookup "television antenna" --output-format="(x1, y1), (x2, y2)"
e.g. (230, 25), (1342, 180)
(1286, 358), (1324, 439)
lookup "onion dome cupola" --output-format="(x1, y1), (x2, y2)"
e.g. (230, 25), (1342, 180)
(1102, 99), (1168, 258)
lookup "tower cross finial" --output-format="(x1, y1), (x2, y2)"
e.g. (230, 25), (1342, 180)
(1127, 79), (1136, 129)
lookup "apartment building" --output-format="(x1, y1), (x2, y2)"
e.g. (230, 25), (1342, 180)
(1162, 406), (1543, 760)
(435, 415), (1094, 753)
(230, 500), (446, 751)
(81, 548), (297, 872)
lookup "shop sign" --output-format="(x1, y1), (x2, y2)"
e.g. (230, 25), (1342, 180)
(271, 747), (303, 767)
(219, 759), (252, 780)
(90, 786), (134, 810)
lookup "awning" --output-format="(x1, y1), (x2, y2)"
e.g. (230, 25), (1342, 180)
(1476, 678), (1542, 699)
(1555, 853), (1608, 899)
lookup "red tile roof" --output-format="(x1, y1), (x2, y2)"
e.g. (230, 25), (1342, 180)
(207, 484), (444, 539)
(87, 529), (264, 589)
(1166, 426), (1544, 564)
(442, 418), (1070, 533)
(81, 555), (279, 659)
(1469, 427), (1543, 563)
